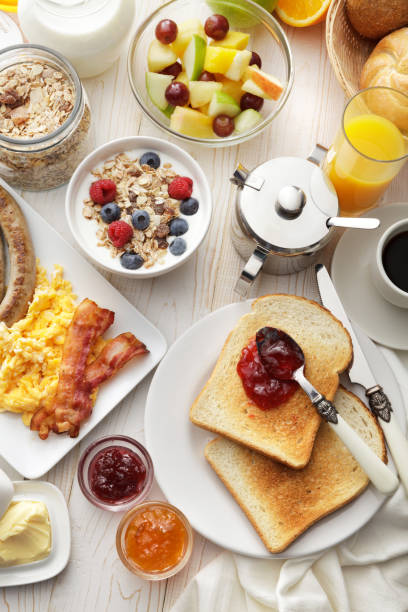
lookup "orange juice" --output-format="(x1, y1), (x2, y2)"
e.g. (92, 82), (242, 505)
(326, 114), (406, 216)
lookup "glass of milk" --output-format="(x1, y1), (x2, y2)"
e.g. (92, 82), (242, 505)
(18, 0), (136, 78)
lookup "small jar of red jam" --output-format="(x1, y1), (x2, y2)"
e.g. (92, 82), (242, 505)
(116, 501), (193, 580)
(78, 435), (153, 512)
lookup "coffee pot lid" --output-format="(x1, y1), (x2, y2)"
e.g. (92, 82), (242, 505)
(233, 154), (338, 252)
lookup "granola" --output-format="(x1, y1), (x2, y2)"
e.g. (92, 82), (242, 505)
(0, 62), (74, 139)
(0, 56), (91, 190)
(83, 153), (197, 270)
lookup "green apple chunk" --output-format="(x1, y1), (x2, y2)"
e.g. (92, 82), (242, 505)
(183, 34), (207, 81)
(225, 49), (251, 81)
(189, 81), (222, 108)
(170, 107), (215, 138)
(235, 109), (262, 133)
(148, 39), (178, 72)
(146, 72), (174, 110)
(208, 91), (241, 117)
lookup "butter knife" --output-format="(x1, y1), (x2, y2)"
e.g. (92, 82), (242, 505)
(316, 263), (408, 495)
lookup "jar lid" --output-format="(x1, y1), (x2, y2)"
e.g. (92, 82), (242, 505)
(235, 156), (338, 252)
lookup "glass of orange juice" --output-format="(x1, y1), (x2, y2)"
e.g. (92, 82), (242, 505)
(323, 87), (408, 216)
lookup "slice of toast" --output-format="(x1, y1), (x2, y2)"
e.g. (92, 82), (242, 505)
(190, 294), (352, 468)
(205, 387), (387, 554)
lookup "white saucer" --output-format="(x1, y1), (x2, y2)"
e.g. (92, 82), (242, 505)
(332, 202), (408, 350)
(0, 481), (70, 586)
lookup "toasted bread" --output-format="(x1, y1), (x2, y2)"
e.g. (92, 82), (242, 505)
(190, 294), (352, 468)
(205, 387), (386, 554)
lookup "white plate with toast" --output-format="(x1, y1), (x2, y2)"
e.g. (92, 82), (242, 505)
(145, 300), (404, 559)
(0, 179), (167, 479)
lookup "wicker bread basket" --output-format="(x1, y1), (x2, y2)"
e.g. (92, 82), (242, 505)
(326, 0), (376, 97)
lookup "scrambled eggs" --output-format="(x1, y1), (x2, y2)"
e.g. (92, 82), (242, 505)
(0, 264), (76, 426)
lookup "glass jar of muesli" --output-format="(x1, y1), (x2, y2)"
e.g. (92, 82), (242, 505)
(0, 44), (91, 190)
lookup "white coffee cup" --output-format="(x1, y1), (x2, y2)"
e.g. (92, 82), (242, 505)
(371, 218), (408, 309)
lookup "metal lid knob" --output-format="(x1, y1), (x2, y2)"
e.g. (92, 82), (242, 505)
(276, 185), (306, 219)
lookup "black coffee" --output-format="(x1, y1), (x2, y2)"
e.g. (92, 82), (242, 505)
(382, 230), (408, 293)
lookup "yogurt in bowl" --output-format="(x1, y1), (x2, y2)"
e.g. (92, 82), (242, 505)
(66, 136), (212, 278)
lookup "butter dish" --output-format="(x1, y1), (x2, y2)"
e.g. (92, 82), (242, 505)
(0, 481), (70, 587)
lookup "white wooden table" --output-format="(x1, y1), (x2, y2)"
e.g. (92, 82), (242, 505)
(1, 6), (408, 611)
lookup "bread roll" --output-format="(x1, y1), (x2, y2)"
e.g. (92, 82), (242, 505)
(360, 28), (408, 132)
(347, 0), (408, 40)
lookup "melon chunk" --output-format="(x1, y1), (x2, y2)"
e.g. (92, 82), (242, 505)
(171, 19), (206, 58)
(189, 81), (222, 107)
(170, 106), (214, 138)
(147, 39), (177, 72)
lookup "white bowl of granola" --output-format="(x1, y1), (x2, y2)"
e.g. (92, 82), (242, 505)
(65, 136), (212, 278)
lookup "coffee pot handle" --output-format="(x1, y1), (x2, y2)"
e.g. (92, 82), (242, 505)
(307, 143), (328, 166)
(234, 246), (268, 296)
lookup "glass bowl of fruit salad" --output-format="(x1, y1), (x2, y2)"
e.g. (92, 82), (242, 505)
(128, 0), (293, 146)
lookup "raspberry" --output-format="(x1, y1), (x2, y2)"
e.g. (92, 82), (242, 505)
(108, 221), (133, 248)
(90, 179), (117, 205)
(168, 176), (193, 200)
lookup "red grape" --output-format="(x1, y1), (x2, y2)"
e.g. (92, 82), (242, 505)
(240, 93), (264, 111)
(160, 62), (182, 78)
(155, 19), (178, 44)
(165, 81), (189, 106)
(199, 71), (216, 82)
(213, 114), (234, 137)
(204, 14), (229, 40)
(249, 51), (262, 69)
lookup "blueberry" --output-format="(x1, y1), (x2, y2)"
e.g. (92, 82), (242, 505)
(132, 209), (150, 231)
(169, 237), (187, 256)
(169, 217), (188, 236)
(100, 202), (120, 223)
(120, 251), (145, 270)
(180, 197), (199, 215)
(139, 151), (161, 169)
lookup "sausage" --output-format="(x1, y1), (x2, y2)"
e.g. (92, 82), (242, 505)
(0, 227), (5, 303)
(0, 186), (36, 326)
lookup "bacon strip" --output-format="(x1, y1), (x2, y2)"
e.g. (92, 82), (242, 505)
(84, 333), (148, 389)
(31, 298), (114, 439)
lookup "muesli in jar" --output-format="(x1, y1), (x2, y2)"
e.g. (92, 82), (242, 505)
(0, 44), (91, 191)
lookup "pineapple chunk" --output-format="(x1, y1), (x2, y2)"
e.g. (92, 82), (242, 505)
(209, 31), (249, 50)
(170, 107), (214, 138)
(204, 46), (237, 75)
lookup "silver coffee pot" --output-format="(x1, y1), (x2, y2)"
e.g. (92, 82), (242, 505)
(230, 145), (380, 295)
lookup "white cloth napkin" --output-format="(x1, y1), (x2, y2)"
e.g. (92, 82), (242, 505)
(171, 349), (408, 612)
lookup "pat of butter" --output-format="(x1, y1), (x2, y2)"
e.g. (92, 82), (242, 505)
(0, 500), (51, 567)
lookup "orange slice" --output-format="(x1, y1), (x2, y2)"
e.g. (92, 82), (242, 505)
(276, 0), (332, 27)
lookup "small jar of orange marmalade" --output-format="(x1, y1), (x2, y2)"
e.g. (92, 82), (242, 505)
(116, 501), (193, 580)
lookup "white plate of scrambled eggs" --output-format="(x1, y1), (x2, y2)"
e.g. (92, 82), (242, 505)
(0, 179), (167, 479)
